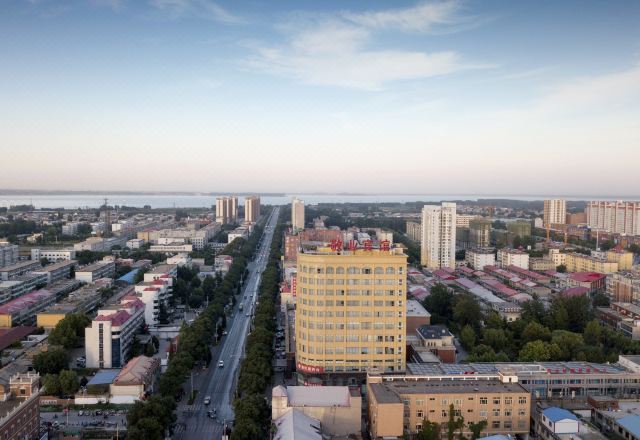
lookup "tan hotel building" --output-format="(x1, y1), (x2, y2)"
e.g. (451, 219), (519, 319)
(368, 375), (531, 439)
(295, 246), (407, 385)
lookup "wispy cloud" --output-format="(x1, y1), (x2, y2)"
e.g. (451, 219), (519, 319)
(244, 1), (488, 90)
(90, 0), (124, 12)
(148, 0), (243, 24)
(342, 0), (461, 32)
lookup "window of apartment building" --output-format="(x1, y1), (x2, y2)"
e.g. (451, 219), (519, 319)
(386, 267), (395, 274)
(326, 267), (334, 274)
(492, 409), (500, 417)
(504, 409), (512, 417)
(347, 267), (360, 274)
(492, 421), (500, 429)
(504, 421), (512, 429)
(480, 397), (488, 404)
(504, 397), (512, 405)
(518, 421), (526, 429)
(442, 410), (448, 418)
(493, 397), (501, 405)
(416, 399), (424, 406)
(441, 399), (448, 405)
(518, 397), (527, 404)
(363, 268), (372, 274)
(326, 279), (334, 285)
(336, 267), (345, 274)
(518, 409), (526, 416)
(454, 399), (462, 405)
(479, 410), (487, 418)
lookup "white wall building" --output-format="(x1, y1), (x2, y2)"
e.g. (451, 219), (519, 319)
(292, 198), (305, 231)
(30, 248), (76, 262)
(465, 248), (496, 270)
(84, 298), (145, 368)
(420, 203), (456, 269)
(0, 243), (19, 268)
(497, 248), (530, 270)
(586, 201), (640, 236)
(75, 261), (116, 283)
(126, 239), (145, 249)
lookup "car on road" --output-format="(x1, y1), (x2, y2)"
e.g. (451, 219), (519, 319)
(246, 313), (250, 317)
(218, 360), (224, 368)
(207, 409), (217, 418)
(222, 330), (228, 335)
(204, 396), (211, 405)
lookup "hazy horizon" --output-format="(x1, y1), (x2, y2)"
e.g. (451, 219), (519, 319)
(2, 0), (639, 194)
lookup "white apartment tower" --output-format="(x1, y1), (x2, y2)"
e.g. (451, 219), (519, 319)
(215, 197), (228, 224)
(292, 198), (305, 231)
(586, 201), (640, 236)
(543, 199), (566, 227)
(420, 203), (457, 269)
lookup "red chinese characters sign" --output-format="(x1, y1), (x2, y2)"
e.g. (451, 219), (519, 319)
(296, 362), (324, 374)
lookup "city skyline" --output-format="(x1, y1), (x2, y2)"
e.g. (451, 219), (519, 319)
(2, 0), (640, 194)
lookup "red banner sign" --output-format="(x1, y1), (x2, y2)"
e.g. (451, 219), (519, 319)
(296, 362), (324, 374)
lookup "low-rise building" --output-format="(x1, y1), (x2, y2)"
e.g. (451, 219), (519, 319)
(126, 239), (145, 249)
(33, 259), (77, 284)
(0, 244), (19, 269)
(0, 261), (41, 281)
(75, 261), (115, 283)
(497, 248), (529, 270)
(73, 236), (127, 252)
(566, 272), (607, 294)
(492, 301), (522, 322)
(0, 288), (57, 327)
(565, 253), (618, 274)
(0, 273), (47, 305)
(36, 284), (104, 328)
(466, 248), (496, 270)
(367, 375), (530, 439)
(271, 385), (361, 437)
(110, 356), (160, 403)
(406, 300), (431, 335)
(415, 324), (456, 363)
(597, 302), (640, 340)
(30, 248), (76, 262)
(149, 243), (193, 253)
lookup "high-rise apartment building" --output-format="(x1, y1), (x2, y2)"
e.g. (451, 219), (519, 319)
(295, 245), (407, 385)
(215, 197), (228, 224)
(244, 196), (261, 223)
(215, 196), (238, 224)
(586, 201), (640, 236)
(421, 203), (456, 269)
(469, 218), (492, 248)
(292, 198), (305, 231)
(0, 243), (18, 268)
(544, 199), (566, 227)
(406, 221), (421, 243)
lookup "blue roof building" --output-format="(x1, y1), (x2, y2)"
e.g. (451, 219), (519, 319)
(616, 416), (640, 440)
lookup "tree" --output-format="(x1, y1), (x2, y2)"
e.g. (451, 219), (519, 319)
(417, 419), (441, 440)
(556, 264), (567, 273)
(593, 293), (610, 307)
(33, 348), (68, 375)
(584, 320), (602, 346)
(447, 404), (464, 440)
(59, 370), (79, 396)
(145, 343), (156, 357)
(48, 313), (91, 349)
(552, 331), (584, 360)
(518, 340), (561, 362)
(468, 420), (488, 440)
(547, 299), (569, 330)
(522, 322), (552, 343)
(459, 325), (476, 350)
(423, 284), (453, 323)
(483, 328), (509, 352)
(127, 417), (164, 440)
(453, 294), (482, 330)
(42, 374), (61, 396)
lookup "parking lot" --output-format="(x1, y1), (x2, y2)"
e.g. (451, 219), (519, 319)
(40, 409), (128, 431)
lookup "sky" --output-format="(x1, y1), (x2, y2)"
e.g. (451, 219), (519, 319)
(1, 0), (640, 196)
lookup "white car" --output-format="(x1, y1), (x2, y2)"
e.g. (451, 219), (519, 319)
(218, 360), (224, 368)
(204, 396), (211, 405)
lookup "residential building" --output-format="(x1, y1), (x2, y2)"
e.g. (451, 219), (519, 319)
(530, 258), (556, 271)
(0, 273), (48, 304)
(0, 373), (40, 440)
(228, 196), (238, 223)
(30, 248), (75, 262)
(0, 261), (41, 281)
(62, 222), (80, 235)
(33, 259), (77, 284)
(497, 248), (529, 270)
(228, 227), (249, 243)
(492, 302), (522, 322)
(244, 196), (261, 223)
(149, 243), (193, 253)
(466, 248), (496, 270)
(0, 287), (60, 327)
(36, 284), (104, 328)
(126, 239), (145, 249)
(548, 249), (567, 267)
(469, 218), (492, 248)
(421, 203), (456, 269)
(292, 198), (305, 231)
(586, 201), (640, 236)
(85, 297), (145, 368)
(544, 199), (566, 227)
(406, 221), (421, 243)
(295, 244), (407, 384)
(75, 261), (115, 283)
(607, 272), (640, 302)
(456, 214), (479, 228)
(566, 272), (607, 294)
(271, 385), (362, 437)
(110, 356), (160, 403)
(73, 236), (127, 252)
(215, 197), (228, 224)
(367, 375), (530, 439)
(597, 302), (640, 340)
(406, 300), (431, 335)
(0, 244), (18, 268)
(603, 249), (634, 271)
(565, 253), (618, 274)
(135, 277), (171, 326)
